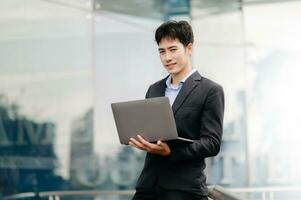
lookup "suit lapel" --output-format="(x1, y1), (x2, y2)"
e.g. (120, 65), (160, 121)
(152, 76), (167, 98)
(157, 80), (166, 97)
(172, 71), (202, 114)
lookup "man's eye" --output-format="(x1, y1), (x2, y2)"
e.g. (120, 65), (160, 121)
(159, 51), (165, 54)
(171, 49), (177, 52)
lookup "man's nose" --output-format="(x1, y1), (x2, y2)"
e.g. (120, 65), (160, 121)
(164, 52), (172, 61)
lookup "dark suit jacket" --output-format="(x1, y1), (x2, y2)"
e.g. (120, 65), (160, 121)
(136, 71), (224, 195)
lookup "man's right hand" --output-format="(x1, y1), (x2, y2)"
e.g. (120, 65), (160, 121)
(129, 135), (171, 156)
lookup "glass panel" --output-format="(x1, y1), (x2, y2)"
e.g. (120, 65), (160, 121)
(0, 0), (93, 195)
(92, 13), (164, 191)
(191, 0), (301, 194)
(191, 0), (249, 187)
(0, 0), (171, 198)
(244, 1), (301, 187)
(94, 0), (189, 20)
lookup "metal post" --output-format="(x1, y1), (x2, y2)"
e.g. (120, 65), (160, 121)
(262, 192), (266, 200)
(269, 191), (274, 200)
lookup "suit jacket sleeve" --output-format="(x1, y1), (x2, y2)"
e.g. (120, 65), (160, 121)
(145, 85), (152, 98)
(169, 85), (225, 163)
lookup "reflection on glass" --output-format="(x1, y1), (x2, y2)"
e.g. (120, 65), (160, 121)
(1, 0), (301, 200)
(0, 0), (93, 197)
(245, 2), (301, 189)
(0, 95), (67, 194)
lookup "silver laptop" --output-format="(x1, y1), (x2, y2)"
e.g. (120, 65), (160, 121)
(111, 96), (193, 145)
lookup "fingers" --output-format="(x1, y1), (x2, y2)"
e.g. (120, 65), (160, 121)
(157, 140), (171, 156)
(128, 135), (170, 156)
(129, 136), (155, 152)
(129, 137), (146, 151)
(128, 141), (140, 149)
(137, 135), (161, 151)
(129, 135), (162, 152)
(157, 140), (167, 147)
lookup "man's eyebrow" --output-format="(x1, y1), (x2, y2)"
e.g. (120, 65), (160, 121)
(167, 45), (177, 49)
(158, 46), (177, 51)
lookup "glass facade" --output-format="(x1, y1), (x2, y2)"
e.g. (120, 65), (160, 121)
(244, 1), (301, 187)
(1, 0), (301, 199)
(191, 0), (249, 187)
(190, 0), (301, 199)
(0, 0), (93, 196)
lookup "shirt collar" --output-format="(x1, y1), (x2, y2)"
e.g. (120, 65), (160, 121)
(166, 68), (197, 89)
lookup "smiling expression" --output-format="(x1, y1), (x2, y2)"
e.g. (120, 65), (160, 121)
(158, 37), (193, 77)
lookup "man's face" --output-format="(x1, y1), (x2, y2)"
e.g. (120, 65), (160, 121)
(158, 37), (192, 76)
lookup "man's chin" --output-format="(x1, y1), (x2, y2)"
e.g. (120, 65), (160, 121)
(166, 68), (179, 75)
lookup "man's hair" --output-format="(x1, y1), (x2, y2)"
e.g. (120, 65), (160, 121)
(155, 20), (194, 46)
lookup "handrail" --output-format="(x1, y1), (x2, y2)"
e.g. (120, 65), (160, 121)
(3, 190), (136, 200)
(227, 186), (301, 193)
(2, 186), (243, 200)
(3, 192), (36, 200)
(13, 186), (300, 200)
(39, 189), (135, 197)
(4, 186), (241, 200)
(208, 185), (241, 200)
(5, 186), (301, 199)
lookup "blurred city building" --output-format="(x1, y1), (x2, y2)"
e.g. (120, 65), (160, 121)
(1, 0), (301, 199)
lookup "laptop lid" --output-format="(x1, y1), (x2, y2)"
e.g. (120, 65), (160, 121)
(111, 97), (179, 144)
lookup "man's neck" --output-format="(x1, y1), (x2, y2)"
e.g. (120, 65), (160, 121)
(171, 66), (193, 86)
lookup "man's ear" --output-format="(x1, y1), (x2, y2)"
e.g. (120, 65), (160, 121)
(186, 43), (193, 55)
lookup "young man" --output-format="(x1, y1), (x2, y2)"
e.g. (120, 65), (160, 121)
(129, 20), (224, 200)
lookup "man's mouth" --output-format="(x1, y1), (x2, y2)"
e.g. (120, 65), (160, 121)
(166, 63), (176, 68)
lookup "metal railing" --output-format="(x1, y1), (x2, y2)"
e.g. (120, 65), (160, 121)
(3, 192), (36, 200)
(209, 186), (241, 200)
(3, 186), (241, 200)
(40, 190), (135, 200)
(4, 186), (301, 200)
(228, 186), (301, 200)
